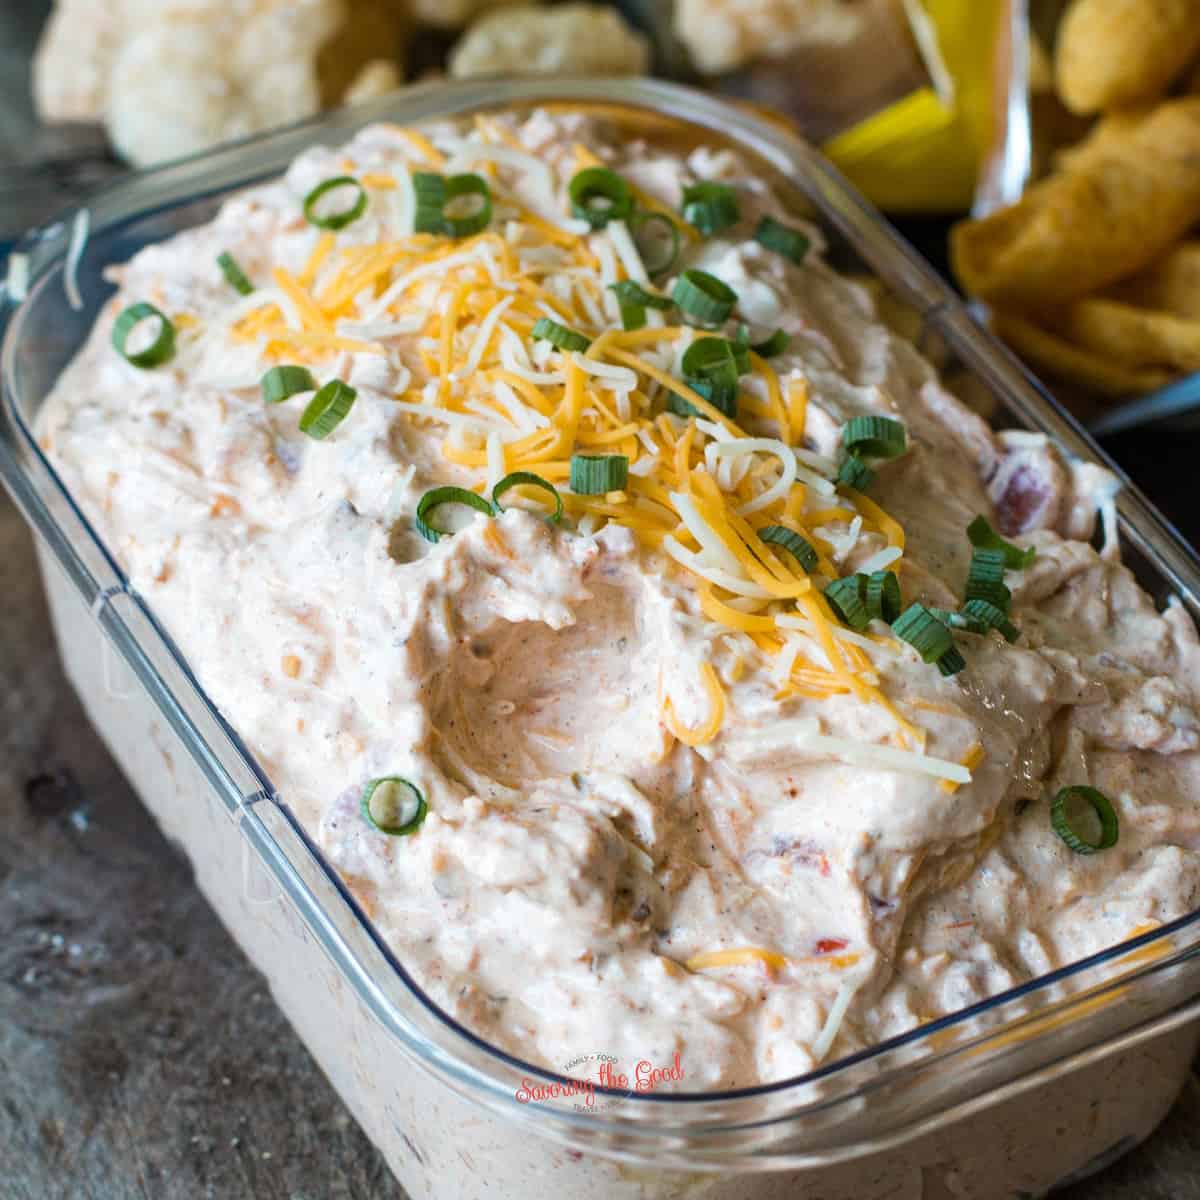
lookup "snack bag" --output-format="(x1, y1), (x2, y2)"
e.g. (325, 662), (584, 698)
(824, 0), (1015, 213)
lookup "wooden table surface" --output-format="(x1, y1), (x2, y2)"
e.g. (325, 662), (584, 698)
(3, 4), (1200, 1197)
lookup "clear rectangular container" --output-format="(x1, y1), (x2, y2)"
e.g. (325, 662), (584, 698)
(3, 78), (1200, 1200)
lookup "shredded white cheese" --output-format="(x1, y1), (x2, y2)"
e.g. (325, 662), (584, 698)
(64, 208), (90, 312)
(6, 252), (30, 302)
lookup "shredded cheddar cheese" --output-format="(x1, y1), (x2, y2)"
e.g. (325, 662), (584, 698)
(218, 114), (945, 763)
(662, 662), (727, 747)
(941, 743), (985, 793)
(685, 947), (790, 972)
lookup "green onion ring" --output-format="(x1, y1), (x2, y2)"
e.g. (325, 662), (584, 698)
(415, 486), (493, 543)
(682, 336), (743, 387)
(843, 414), (907, 459)
(964, 548), (1012, 612)
(630, 211), (681, 276)
(967, 514), (1036, 569)
(751, 329), (790, 357)
(303, 176), (368, 231)
(617, 301), (646, 331)
(299, 379), (357, 440)
(1051, 785), (1119, 854)
(673, 269), (738, 326)
(759, 525), (818, 573)
(492, 471), (563, 524)
(754, 215), (811, 264)
(824, 575), (870, 631)
(668, 376), (738, 419)
(960, 598), (1021, 642)
(570, 454), (629, 495)
(892, 603), (955, 663)
(217, 251), (254, 296)
(865, 570), (902, 623)
(681, 181), (740, 235)
(111, 302), (176, 368)
(609, 280), (673, 310)
(837, 453), (875, 492)
(569, 167), (634, 229)
(936, 647), (966, 677)
(531, 317), (591, 353)
(261, 364), (317, 405)
(361, 776), (428, 837)
(413, 172), (493, 237)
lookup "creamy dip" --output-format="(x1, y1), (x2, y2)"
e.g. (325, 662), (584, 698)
(37, 109), (1200, 1092)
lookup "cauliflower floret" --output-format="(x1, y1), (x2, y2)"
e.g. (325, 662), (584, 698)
(673, 0), (866, 76)
(342, 58), (404, 105)
(33, 0), (187, 122)
(411, 0), (533, 32)
(448, 3), (650, 78)
(34, 0), (408, 166)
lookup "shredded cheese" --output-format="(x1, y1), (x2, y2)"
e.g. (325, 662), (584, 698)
(940, 743), (984, 793)
(6, 252), (29, 302)
(190, 116), (939, 757)
(662, 662), (726, 746)
(685, 947), (789, 973)
(64, 208), (89, 312)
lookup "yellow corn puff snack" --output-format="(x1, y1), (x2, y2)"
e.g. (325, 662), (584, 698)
(1109, 242), (1200, 320)
(1056, 0), (1200, 115)
(1056, 298), (1200, 372)
(993, 313), (1174, 398)
(951, 99), (1200, 311)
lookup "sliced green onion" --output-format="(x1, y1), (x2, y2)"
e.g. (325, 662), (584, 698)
(843, 415), (906, 459)
(413, 171), (446, 232)
(111, 302), (176, 368)
(837, 453), (875, 491)
(617, 300), (646, 331)
(569, 167), (633, 229)
(754, 215), (811, 264)
(931, 607), (974, 631)
(682, 336), (743, 387)
(681, 182), (740, 235)
(570, 454), (628, 494)
(609, 280), (673, 310)
(1051, 785), (1119, 854)
(303, 176), (368, 231)
(892, 603), (954, 663)
(961, 598), (1020, 643)
(631, 211), (681, 276)
(443, 174), (492, 237)
(217, 251), (253, 296)
(729, 328), (754, 374)
(967, 515), (1036, 569)
(673, 269), (737, 326)
(415, 486), (493, 543)
(261, 364), (317, 405)
(965, 548), (1012, 611)
(532, 317), (590, 353)
(759, 525), (818, 573)
(413, 173), (491, 237)
(865, 570), (901, 623)
(299, 379), (356, 440)
(492, 471), (563, 524)
(666, 377), (737, 419)
(936, 647), (966, 677)
(676, 336), (748, 417)
(751, 329), (790, 357)
(824, 575), (869, 631)
(608, 270), (671, 328)
(361, 776), (427, 837)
